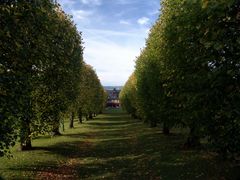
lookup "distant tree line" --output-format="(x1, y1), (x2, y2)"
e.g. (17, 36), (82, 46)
(120, 0), (240, 158)
(0, 0), (106, 156)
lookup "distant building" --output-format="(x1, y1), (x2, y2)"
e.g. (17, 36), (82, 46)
(104, 87), (121, 107)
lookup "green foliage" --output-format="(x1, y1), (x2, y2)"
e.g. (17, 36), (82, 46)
(74, 63), (106, 122)
(119, 73), (139, 118)
(0, 1), (83, 155)
(158, 0), (240, 153)
(34, 6), (83, 135)
(124, 0), (240, 155)
(199, 0), (240, 155)
(134, 9), (179, 130)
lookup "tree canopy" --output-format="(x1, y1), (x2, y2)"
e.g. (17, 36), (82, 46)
(0, 0), (89, 155)
(122, 0), (240, 156)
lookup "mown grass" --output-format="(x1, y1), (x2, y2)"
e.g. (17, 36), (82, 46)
(0, 108), (239, 179)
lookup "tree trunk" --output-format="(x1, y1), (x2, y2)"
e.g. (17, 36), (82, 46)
(78, 110), (82, 124)
(143, 118), (148, 124)
(184, 126), (200, 148)
(131, 113), (137, 119)
(52, 122), (61, 136)
(20, 137), (32, 151)
(61, 118), (65, 132)
(85, 114), (89, 121)
(163, 123), (170, 135)
(69, 111), (74, 128)
(20, 92), (33, 151)
(20, 118), (32, 151)
(89, 113), (93, 120)
(150, 120), (157, 127)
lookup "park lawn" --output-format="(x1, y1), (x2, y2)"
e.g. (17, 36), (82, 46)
(0, 108), (239, 179)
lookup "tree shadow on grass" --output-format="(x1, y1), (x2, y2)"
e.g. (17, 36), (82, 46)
(4, 112), (240, 180)
(6, 127), (197, 179)
(86, 122), (130, 127)
(98, 114), (131, 120)
(7, 135), (240, 180)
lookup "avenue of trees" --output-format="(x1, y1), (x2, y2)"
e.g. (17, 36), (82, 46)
(69, 63), (106, 127)
(120, 0), (240, 157)
(0, 0), (106, 156)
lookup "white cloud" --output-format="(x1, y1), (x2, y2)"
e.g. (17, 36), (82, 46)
(71, 10), (93, 20)
(84, 40), (137, 85)
(58, 0), (160, 85)
(58, 0), (76, 8)
(120, 20), (131, 25)
(83, 28), (142, 38)
(137, 17), (150, 25)
(146, 28), (150, 34)
(98, 72), (131, 86)
(82, 29), (148, 85)
(116, 0), (137, 5)
(149, 10), (159, 15)
(81, 0), (101, 5)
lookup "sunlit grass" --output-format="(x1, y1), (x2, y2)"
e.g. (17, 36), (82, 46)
(0, 108), (239, 179)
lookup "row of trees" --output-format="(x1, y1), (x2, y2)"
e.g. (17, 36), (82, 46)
(120, 0), (240, 157)
(0, 0), (106, 156)
(68, 63), (106, 128)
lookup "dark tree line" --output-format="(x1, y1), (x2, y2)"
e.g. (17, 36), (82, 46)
(120, 0), (240, 157)
(0, 0), (106, 156)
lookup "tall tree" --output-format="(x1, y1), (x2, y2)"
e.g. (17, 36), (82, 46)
(0, 0), (83, 153)
(74, 63), (106, 124)
(119, 73), (139, 119)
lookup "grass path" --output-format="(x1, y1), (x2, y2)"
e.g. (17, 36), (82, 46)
(0, 109), (239, 179)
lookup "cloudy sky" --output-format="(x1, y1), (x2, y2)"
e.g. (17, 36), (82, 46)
(58, 0), (160, 86)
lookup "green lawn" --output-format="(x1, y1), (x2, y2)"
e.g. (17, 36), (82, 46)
(0, 108), (239, 179)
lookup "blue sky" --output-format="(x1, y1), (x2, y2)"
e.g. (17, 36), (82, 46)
(58, 0), (160, 86)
